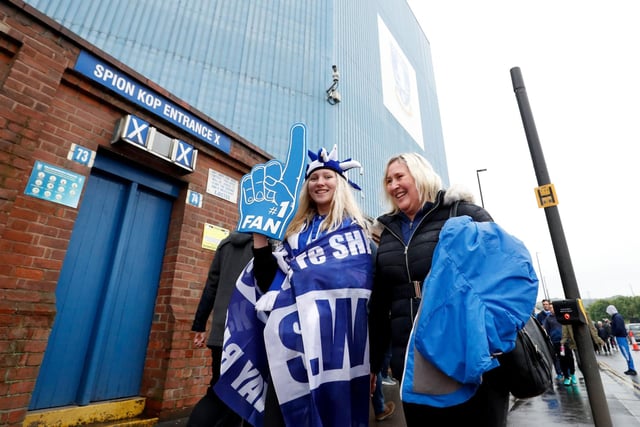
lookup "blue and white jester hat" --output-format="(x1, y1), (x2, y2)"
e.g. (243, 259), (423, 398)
(305, 145), (363, 190)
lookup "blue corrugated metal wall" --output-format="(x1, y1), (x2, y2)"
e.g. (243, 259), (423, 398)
(330, 0), (449, 214)
(25, 0), (447, 216)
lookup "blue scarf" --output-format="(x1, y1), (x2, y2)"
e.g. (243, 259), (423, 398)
(215, 222), (373, 427)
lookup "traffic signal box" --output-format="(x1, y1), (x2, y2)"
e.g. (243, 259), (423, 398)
(553, 299), (588, 325)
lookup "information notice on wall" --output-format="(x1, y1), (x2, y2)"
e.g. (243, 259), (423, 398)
(24, 160), (85, 208)
(202, 223), (230, 251)
(206, 169), (238, 203)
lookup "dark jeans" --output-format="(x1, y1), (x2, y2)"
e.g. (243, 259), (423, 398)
(380, 343), (392, 379)
(186, 346), (243, 427)
(402, 366), (509, 427)
(551, 341), (575, 377)
(371, 373), (385, 415)
(551, 341), (562, 376)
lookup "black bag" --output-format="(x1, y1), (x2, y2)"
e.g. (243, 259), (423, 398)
(498, 315), (554, 398)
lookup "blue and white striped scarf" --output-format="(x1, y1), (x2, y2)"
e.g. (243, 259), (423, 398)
(215, 222), (373, 427)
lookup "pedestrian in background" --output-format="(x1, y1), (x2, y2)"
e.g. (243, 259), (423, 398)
(536, 298), (563, 379)
(604, 319), (618, 352)
(536, 299), (552, 325)
(606, 304), (637, 376)
(560, 312), (604, 386)
(369, 228), (395, 422)
(597, 321), (611, 355)
(543, 303), (572, 384)
(372, 370), (396, 422)
(379, 343), (396, 386)
(187, 232), (253, 427)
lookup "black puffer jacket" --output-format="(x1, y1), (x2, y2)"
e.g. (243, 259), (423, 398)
(369, 188), (492, 379)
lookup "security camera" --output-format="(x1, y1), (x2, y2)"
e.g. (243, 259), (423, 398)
(327, 90), (341, 104)
(327, 65), (341, 104)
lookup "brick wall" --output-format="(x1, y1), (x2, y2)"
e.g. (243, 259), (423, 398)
(0, 1), (269, 424)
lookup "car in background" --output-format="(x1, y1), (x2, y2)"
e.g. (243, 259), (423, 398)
(627, 323), (640, 341)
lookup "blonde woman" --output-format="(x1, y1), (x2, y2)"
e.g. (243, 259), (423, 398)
(368, 152), (514, 427)
(249, 145), (374, 427)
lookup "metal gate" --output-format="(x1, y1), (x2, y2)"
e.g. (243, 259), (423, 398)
(29, 153), (180, 409)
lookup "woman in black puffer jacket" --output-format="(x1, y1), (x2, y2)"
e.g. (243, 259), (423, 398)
(368, 152), (509, 426)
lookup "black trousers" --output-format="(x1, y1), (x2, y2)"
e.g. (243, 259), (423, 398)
(263, 380), (285, 427)
(186, 346), (243, 427)
(402, 366), (509, 427)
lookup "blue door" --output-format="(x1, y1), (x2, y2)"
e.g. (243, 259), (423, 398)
(30, 153), (180, 409)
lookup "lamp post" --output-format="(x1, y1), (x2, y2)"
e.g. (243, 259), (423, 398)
(476, 168), (487, 208)
(536, 252), (549, 300)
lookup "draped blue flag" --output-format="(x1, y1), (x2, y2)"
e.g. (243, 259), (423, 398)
(213, 260), (269, 427)
(215, 224), (373, 427)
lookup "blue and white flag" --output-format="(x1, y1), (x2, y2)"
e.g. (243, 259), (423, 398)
(214, 260), (270, 427)
(215, 224), (373, 427)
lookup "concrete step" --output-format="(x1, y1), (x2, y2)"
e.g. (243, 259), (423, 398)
(23, 397), (157, 427)
(81, 416), (159, 427)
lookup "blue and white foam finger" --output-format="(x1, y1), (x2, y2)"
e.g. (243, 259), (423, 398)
(280, 123), (307, 196)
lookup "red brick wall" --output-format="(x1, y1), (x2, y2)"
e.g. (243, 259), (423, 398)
(0, 1), (269, 424)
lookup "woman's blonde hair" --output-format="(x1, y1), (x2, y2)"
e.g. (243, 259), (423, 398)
(382, 152), (443, 215)
(285, 169), (369, 238)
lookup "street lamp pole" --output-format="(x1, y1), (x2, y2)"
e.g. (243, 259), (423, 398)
(536, 252), (549, 300)
(476, 168), (487, 208)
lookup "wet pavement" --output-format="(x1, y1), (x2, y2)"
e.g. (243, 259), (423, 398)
(364, 350), (640, 426)
(506, 350), (640, 426)
(158, 351), (640, 426)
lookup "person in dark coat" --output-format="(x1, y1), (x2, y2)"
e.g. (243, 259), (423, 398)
(604, 319), (618, 352)
(537, 298), (562, 379)
(536, 299), (552, 325)
(597, 320), (612, 354)
(368, 152), (509, 426)
(187, 231), (253, 427)
(606, 304), (637, 376)
(544, 303), (576, 386)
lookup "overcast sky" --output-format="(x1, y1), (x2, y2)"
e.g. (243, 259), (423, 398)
(407, 1), (640, 301)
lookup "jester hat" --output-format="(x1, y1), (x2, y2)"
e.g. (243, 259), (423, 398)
(305, 145), (363, 190)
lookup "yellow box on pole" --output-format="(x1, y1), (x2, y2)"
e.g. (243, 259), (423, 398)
(534, 184), (559, 208)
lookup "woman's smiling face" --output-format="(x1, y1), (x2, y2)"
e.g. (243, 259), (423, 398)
(307, 168), (337, 215)
(385, 159), (420, 219)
